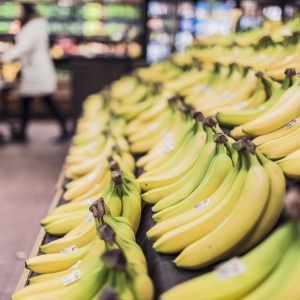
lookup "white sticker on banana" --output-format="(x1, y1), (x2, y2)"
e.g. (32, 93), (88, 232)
(62, 270), (81, 286)
(284, 118), (298, 129)
(60, 245), (78, 254)
(85, 212), (94, 224)
(193, 199), (210, 210)
(82, 196), (96, 206)
(215, 257), (246, 281)
(68, 260), (82, 270)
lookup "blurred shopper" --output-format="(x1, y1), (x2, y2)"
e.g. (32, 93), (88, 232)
(0, 2), (68, 142)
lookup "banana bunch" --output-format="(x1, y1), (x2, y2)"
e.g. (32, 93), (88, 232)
(270, 17), (300, 43)
(135, 107), (199, 175)
(194, 67), (260, 116)
(42, 161), (141, 236)
(126, 94), (191, 154)
(147, 138), (285, 270)
(160, 221), (299, 300)
(234, 26), (270, 47)
(138, 115), (237, 211)
(136, 60), (183, 83)
(12, 200), (153, 300)
(217, 69), (292, 128)
(264, 32), (300, 80)
(277, 149), (300, 180)
(110, 75), (139, 100)
(110, 81), (155, 121)
(252, 113), (300, 160)
(92, 222), (153, 300)
(231, 68), (300, 140)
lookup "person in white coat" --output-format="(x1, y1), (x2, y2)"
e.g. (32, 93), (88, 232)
(0, 2), (68, 141)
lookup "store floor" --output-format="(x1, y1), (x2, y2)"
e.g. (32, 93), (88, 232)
(0, 120), (70, 300)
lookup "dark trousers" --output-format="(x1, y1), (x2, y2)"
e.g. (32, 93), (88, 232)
(20, 94), (67, 136)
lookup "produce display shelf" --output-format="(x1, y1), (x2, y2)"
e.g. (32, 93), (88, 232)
(14, 125), (296, 298)
(14, 162), (292, 300)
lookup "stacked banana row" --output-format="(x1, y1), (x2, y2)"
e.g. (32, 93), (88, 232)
(12, 89), (153, 299)
(191, 29), (300, 80)
(132, 61), (300, 179)
(13, 199), (153, 300)
(136, 114), (284, 269)
(13, 16), (300, 300)
(195, 17), (300, 47)
(161, 221), (300, 300)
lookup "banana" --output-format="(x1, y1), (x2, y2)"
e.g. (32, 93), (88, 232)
(25, 238), (95, 274)
(12, 254), (108, 300)
(29, 237), (105, 284)
(110, 76), (139, 100)
(50, 180), (111, 216)
(40, 213), (97, 254)
(236, 150), (285, 254)
(43, 210), (91, 236)
(213, 75), (267, 113)
(242, 75), (300, 137)
(265, 127), (300, 159)
(138, 124), (208, 192)
(218, 70), (293, 127)
(113, 83), (148, 105)
(140, 111), (195, 172)
(151, 132), (228, 216)
(253, 115), (300, 147)
(147, 152), (241, 242)
(152, 136), (233, 222)
(125, 91), (172, 134)
(126, 268), (154, 300)
(129, 107), (177, 154)
(160, 222), (296, 300)
(242, 230), (300, 300)
(121, 180), (142, 234)
(276, 149), (300, 179)
(150, 127), (217, 213)
(138, 117), (197, 178)
(65, 137), (115, 179)
(174, 151), (269, 269)
(273, 227), (300, 300)
(164, 69), (210, 94)
(63, 162), (108, 201)
(199, 68), (258, 117)
(257, 124), (300, 158)
(152, 153), (247, 254)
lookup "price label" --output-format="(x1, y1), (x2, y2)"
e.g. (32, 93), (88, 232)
(82, 197), (96, 206)
(60, 245), (78, 254)
(68, 260), (82, 270)
(215, 257), (246, 281)
(284, 118), (298, 129)
(62, 270), (81, 286)
(85, 212), (94, 224)
(194, 199), (210, 210)
(86, 172), (97, 184)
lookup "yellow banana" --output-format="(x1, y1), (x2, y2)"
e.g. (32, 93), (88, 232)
(25, 238), (95, 274)
(40, 214), (97, 254)
(160, 222), (296, 300)
(276, 149), (300, 179)
(152, 154), (247, 254)
(147, 155), (242, 242)
(151, 130), (219, 214)
(175, 151), (269, 269)
(152, 138), (233, 222)
(237, 150), (285, 254)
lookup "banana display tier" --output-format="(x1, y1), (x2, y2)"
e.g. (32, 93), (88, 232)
(13, 18), (300, 300)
